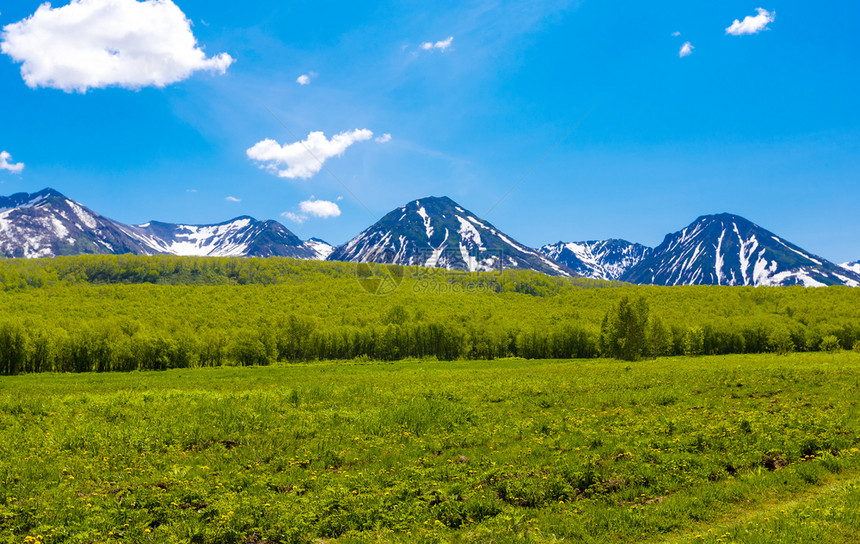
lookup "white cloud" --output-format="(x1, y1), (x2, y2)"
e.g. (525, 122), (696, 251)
(282, 211), (306, 224)
(0, 151), (24, 173)
(726, 8), (775, 36)
(0, 0), (234, 92)
(296, 71), (318, 85)
(300, 198), (341, 219)
(225, 196), (240, 202)
(679, 41), (694, 58)
(247, 129), (374, 180)
(375, 133), (392, 143)
(282, 198), (341, 223)
(671, 31), (681, 37)
(420, 36), (454, 52)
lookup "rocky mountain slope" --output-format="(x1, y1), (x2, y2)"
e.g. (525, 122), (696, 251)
(539, 240), (651, 281)
(621, 213), (860, 287)
(0, 188), (328, 259)
(328, 196), (571, 276)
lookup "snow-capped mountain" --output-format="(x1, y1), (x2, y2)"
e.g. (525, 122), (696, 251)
(0, 188), (155, 258)
(841, 261), (860, 275)
(328, 196), (571, 276)
(303, 238), (335, 260)
(0, 188), (327, 259)
(118, 217), (322, 259)
(4, 189), (858, 287)
(540, 240), (651, 281)
(622, 213), (860, 287)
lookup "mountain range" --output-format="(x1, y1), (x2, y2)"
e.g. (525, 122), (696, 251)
(0, 188), (330, 260)
(1, 188), (858, 287)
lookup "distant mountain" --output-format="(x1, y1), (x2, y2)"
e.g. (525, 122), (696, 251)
(622, 213), (860, 287)
(540, 240), (651, 281)
(841, 261), (860, 275)
(328, 196), (571, 276)
(0, 188), (154, 258)
(304, 238), (335, 260)
(118, 217), (322, 259)
(0, 188), (326, 259)
(4, 189), (858, 287)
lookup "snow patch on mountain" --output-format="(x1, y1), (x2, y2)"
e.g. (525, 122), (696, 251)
(456, 215), (484, 249)
(67, 200), (98, 229)
(304, 238), (334, 260)
(540, 240), (651, 280)
(840, 261), (860, 275)
(416, 206), (434, 239)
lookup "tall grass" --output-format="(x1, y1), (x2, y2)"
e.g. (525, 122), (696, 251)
(0, 353), (858, 542)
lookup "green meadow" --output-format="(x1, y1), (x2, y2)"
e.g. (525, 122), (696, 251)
(2, 352), (859, 543)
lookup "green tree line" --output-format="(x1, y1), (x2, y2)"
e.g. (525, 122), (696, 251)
(0, 255), (858, 374)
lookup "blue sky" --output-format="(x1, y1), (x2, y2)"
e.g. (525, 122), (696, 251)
(1, 0), (859, 261)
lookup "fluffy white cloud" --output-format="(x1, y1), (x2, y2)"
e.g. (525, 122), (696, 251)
(281, 198), (341, 224)
(671, 31), (681, 37)
(225, 196), (240, 202)
(375, 133), (392, 143)
(420, 36), (454, 52)
(0, 151), (24, 173)
(0, 0), (234, 92)
(300, 198), (341, 219)
(247, 129), (374, 180)
(726, 8), (775, 36)
(679, 41), (694, 58)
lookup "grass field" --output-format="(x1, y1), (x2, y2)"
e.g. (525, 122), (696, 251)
(1, 352), (859, 543)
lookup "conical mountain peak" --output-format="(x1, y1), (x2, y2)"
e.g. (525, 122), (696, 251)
(623, 213), (856, 287)
(328, 197), (571, 276)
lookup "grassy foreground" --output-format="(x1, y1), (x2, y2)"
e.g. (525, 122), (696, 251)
(1, 353), (859, 543)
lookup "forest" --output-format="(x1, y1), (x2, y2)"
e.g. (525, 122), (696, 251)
(1, 254), (859, 374)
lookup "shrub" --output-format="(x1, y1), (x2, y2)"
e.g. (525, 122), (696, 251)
(768, 327), (795, 355)
(820, 335), (841, 352)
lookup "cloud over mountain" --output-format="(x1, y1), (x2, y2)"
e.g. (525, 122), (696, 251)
(0, 0), (234, 92)
(300, 198), (341, 219)
(247, 129), (374, 180)
(282, 198), (341, 224)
